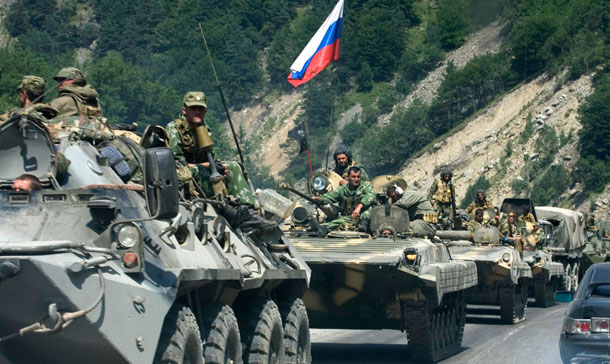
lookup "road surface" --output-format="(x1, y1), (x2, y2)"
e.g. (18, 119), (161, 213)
(311, 301), (565, 363)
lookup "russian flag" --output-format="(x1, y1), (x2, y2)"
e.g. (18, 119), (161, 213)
(287, 0), (343, 87)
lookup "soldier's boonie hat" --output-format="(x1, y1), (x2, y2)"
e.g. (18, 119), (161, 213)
(18, 75), (45, 93)
(183, 91), (207, 108)
(53, 67), (86, 85)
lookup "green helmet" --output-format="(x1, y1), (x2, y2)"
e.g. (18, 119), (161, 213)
(53, 67), (86, 86)
(183, 91), (207, 108)
(18, 75), (46, 94)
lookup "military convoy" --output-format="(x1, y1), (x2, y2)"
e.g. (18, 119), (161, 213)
(0, 114), (311, 364)
(283, 174), (478, 363)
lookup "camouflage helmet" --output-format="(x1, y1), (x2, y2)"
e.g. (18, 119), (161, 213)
(183, 91), (207, 108)
(18, 75), (45, 94)
(53, 67), (86, 86)
(439, 166), (453, 179)
(333, 144), (352, 164)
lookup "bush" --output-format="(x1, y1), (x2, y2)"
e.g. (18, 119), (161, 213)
(511, 178), (529, 197)
(531, 165), (570, 205)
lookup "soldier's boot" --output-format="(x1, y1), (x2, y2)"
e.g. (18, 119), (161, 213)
(358, 218), (370, 232)
(221, 205), (277, 236)
(308, 217), (329, 237)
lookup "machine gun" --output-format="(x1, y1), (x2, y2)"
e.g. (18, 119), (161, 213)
(280, 182), (338, 220)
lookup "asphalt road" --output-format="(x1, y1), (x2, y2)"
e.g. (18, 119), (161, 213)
(311, 300), (566, 364)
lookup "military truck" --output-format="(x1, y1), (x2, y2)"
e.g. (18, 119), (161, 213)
(0, 114), (311, 364)
(535, 206), (585, 293)
(437, 224), (533, 324)
(283, 175), (478, 363)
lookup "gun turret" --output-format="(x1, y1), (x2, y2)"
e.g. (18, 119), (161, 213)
(280, 182), (338, 220)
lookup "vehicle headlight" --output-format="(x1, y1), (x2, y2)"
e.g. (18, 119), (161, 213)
(502, 252), (511, 263)
(117, 223), (141, 249)
(312, 175), (328, 192)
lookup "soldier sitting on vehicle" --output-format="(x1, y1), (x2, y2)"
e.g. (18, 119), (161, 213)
(500, 212), (525, 253)
(333, 144), (369, 185)
(525, 223), (545, 250)
(1, 75), (58, 123)
(312, 166), (375, 233)
(386, 183), (437, 238)
(518, 205), (536, 224)
(467, 209), (485, 238)
(166, 91), (275, 236)
(466, 190), (493, 215)
(428, 166), (455, 229)
(585, 214), (598, 233)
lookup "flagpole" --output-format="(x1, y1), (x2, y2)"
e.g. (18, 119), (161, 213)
(302, 120), (314, 178)
(325, 78), (336, 171)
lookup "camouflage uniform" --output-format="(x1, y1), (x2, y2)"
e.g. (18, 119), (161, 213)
(466, 198), (494, 214)
(467, 220), (483, 234)
(333, 144), (369, 181)
(428, 177), (454, 228)
(518, 212), (535, 224)
(501, 222), (519, 238)
(320, 181), (375, 230)
(393, 187), (437, 237)
(1, 75), (58, 123)
(166, 111), (254, 205)
(48, 67), (111, 135)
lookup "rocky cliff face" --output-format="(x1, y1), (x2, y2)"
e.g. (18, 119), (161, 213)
(231, 22), (606, 218)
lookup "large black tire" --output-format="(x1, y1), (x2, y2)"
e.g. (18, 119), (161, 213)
(533, 276), (557, 308)
(241, 298), (285, 364)
(201, 303), (243, 364)
(499, 281), (528, 324)
(279, 297), (311, 364)
(154, 305), (204, 364)
(404, 291), (466, 363)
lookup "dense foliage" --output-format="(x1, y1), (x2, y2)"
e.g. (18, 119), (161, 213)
(0, 0), (608, 194)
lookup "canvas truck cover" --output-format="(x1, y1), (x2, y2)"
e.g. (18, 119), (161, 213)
(536, 206), (585, 253)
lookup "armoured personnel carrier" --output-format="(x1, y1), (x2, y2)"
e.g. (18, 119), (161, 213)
(0, 114), (311, 364)
(581, 218), (610, 277)
(498, 199), (565, 307)
(534, 206), (585, 293)
(283, 175), (478, 363)
(437, 224), (533, 324)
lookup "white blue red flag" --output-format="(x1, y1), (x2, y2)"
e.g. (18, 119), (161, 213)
(287, 0), (343, 87)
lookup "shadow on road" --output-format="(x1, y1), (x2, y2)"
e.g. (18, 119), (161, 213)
(312, 342), (470, 364)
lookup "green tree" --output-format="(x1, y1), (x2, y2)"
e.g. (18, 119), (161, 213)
(356, 62), (373, 92)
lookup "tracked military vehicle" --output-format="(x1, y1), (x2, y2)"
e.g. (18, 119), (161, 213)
(437, 223), (533, 324)
(0, 114), (311, 364)
(283, 175), (478, 363)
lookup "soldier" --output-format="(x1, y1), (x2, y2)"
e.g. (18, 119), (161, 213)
(166, 91), (274, 235)
(1, 75), (58, 122)
(466, 190), (494, 214)
(312, 166), (374, 232)
(333, 144), (369, 185)
(518, 205), (536, 223)
(528, 223), (545, 250)
(49, 67), (105, 122)
(428, 166), (455, 229)
(501, 212), (519, 238)
(467, 208), (485, 238)
(386, 183), (437, 238)
(12, 174), (42, 191)
(585, 214), (598, 233)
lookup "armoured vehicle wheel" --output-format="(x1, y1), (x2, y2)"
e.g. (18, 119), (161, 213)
(202, 303), (243, 364)
(241, 298), (285, 364)
(279, 297), (311, 364)
(499, 281), (528, 324)
(563, 265), (573, 292)
(533, 276), (557, 307)
(154, 305), (204, 364)
(404, 292), (466, 363)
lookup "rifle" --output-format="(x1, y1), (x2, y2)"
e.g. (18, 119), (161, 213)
(280, 182), (338, 220)
(449, 181), (461, 230)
